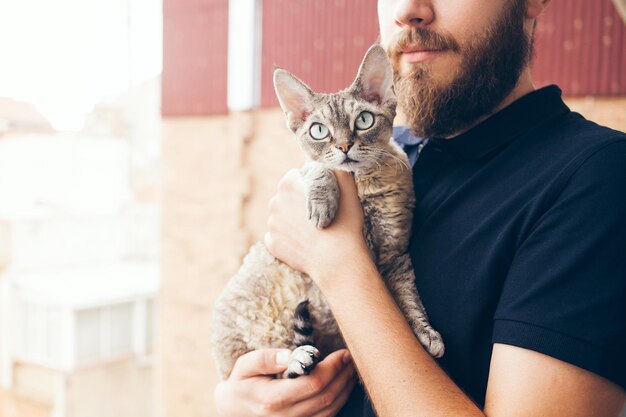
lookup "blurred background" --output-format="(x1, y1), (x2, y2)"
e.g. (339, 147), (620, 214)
(0, 0), (624, 416)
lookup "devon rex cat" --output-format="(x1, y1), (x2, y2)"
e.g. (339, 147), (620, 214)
(211, 44), (444, 381)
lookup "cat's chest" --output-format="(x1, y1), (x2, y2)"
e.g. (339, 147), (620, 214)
(361, 196), (398, 234)
(358, 185), (413, 255)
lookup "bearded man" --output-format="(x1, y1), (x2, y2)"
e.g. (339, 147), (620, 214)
(215, 0), (626, 416)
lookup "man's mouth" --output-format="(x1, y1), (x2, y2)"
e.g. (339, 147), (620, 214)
(400, 48), (445, 63)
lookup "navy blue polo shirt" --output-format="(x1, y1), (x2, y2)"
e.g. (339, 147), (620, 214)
(339, 85), (626, 416)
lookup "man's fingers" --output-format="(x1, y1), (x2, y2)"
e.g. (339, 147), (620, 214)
(286, 356), (357, 417)
(311, 377), (357, 417)
(334, 170), (359, 201)
(230, 349), (291, 379)
(333, 170), (362, 222)
(277, 168), (300, 191)
(268, 349), (352, 405)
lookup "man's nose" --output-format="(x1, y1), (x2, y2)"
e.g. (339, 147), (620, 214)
(394, 1), (434, 28)
(336, 143), (353, 154)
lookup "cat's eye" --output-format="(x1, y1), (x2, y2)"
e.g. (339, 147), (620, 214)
(355, 111), (374, 130)
(309, 123), (330, 140)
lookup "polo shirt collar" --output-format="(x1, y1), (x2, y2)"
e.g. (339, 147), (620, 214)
(436, 85), (571, 159)
(394, 85), (570, 160)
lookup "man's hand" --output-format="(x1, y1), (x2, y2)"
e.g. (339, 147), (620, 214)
(214, 348), (356, 417)
(264, 168), (371, 286)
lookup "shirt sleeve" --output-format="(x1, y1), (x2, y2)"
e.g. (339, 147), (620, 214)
(492, 140), (626, 390)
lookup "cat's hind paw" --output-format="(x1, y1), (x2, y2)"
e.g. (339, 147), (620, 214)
(417, 327), (445, 358)
(284, 345), (321, 378)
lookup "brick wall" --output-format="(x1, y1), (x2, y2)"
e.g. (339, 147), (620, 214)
(564, 97), (626, 133)
(162, 0), (228, 116)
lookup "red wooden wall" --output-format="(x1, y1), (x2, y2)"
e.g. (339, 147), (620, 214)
(162, 0), (228, 116)
(533, 0), (626, 96)
(260, 0), (380, 106)
(162, 0), (626, 115)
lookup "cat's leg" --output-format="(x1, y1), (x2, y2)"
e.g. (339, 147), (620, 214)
(382, 254), (445, 358)
(282, 300), (322, 378)
(300, 163), (339, 229)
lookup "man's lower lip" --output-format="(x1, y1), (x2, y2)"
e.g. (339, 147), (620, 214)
(401, 50), (443, 63)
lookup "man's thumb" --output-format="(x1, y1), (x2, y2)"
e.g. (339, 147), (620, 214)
(229, 349), (291, 379)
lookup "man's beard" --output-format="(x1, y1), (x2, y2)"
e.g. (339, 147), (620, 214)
(386, 1), (531, 138)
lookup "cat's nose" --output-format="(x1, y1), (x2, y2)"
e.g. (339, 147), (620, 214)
(336, 143), (352, 153)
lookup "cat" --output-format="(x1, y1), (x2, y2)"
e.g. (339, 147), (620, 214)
(211, 44), (444, 381)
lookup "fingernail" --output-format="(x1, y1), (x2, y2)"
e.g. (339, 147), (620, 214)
(342, 351), (352, 365)
(276, 350), (290, 366)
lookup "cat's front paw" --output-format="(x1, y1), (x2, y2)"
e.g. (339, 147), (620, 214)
(417, 327), (445, 358)
(284, 345), (321, 378)
(307, 195), (338, 229)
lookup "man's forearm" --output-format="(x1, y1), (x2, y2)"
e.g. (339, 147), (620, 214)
(316, 254), (484, 417)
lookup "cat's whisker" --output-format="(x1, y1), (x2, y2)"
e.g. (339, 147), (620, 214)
(368, 154), (384, 173)
(378, 150), (410, 172)
(357, 147), (396, 174)
(364, 147), (410, 174)
(362, 150), (389, 168)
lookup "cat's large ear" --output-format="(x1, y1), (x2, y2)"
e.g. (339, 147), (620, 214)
(350, 44), (395, 106)
(273, 68), (315, 131)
